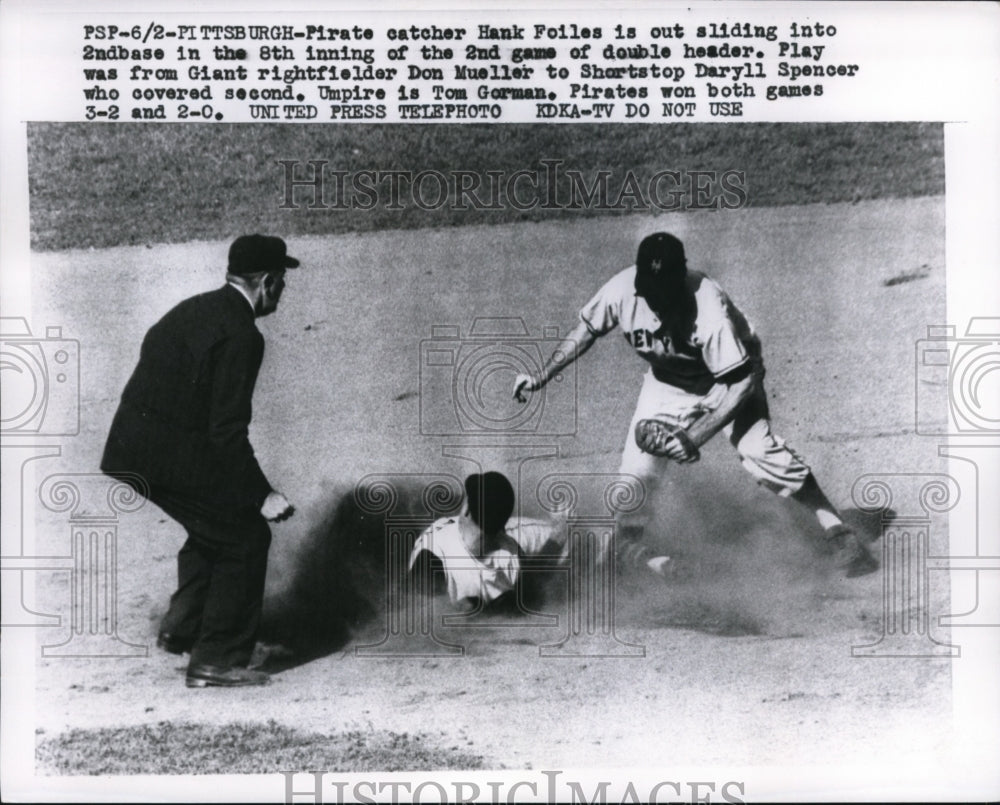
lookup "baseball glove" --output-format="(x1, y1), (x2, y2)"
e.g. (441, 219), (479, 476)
(634, 419), (700, 463)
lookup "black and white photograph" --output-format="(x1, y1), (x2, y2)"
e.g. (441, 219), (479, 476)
(1, 2), (998, 802)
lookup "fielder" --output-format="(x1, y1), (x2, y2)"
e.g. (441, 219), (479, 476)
(408, 472), (567, 613)
(513, 232), (877, 578)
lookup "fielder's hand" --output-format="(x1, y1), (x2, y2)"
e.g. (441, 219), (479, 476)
(513, 373), (543, 403)
(261, 491), (295, 522)
(634, 419), (700, 463)
(662, 436), (699, 463)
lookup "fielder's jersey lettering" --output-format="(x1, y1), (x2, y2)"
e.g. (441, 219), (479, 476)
(628, 328), (661, 350)
(580, 267), (759, 394)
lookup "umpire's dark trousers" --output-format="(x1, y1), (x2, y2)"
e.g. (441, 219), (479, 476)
(151, 487), (272, 669)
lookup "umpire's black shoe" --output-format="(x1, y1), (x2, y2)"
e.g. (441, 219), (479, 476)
(157, 631), (194, 655)
(185, 664), (271, 688)
(825, 525), (878, 578)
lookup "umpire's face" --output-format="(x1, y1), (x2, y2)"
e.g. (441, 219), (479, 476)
(258, 270), (287, 316)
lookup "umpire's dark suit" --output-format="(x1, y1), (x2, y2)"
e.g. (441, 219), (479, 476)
(102, 282), (275, 669)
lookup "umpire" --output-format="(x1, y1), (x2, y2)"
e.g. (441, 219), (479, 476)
(102, 234), (298, 687)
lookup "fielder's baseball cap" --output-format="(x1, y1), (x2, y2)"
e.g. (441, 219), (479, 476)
(635, 232), (686, 276)
(227, 234), (300, 275)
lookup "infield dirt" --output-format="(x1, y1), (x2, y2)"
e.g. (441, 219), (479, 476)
(27, 195), (953, 773)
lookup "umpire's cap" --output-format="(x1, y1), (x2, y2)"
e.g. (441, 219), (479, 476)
(635, 232), (686, 277)
(228, 234), (300, 275)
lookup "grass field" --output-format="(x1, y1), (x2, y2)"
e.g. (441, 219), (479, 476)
(36, 721), (484, 774)
(27, 122), (943, 250)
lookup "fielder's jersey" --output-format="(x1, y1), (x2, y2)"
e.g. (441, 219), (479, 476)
(408, 516), (562, 605)
(579, 267), (760, 395)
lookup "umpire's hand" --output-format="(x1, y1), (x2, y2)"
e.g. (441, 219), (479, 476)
(261, 491), (295, 522)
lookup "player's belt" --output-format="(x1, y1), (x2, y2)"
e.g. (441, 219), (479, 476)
(651, 366), (715, 396)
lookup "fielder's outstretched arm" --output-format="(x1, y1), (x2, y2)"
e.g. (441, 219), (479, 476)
(513, 321), (598, 402)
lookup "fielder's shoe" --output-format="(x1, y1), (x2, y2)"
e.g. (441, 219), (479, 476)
(825, 524), (878, 578)
(645, 555), (676, 579)
(185, 664), (271, 688)
(618, 539), (667, 575)
(156, 631), (194, 655)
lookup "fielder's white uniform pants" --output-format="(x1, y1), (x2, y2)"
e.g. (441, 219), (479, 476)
(618, 366), (811, 499)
